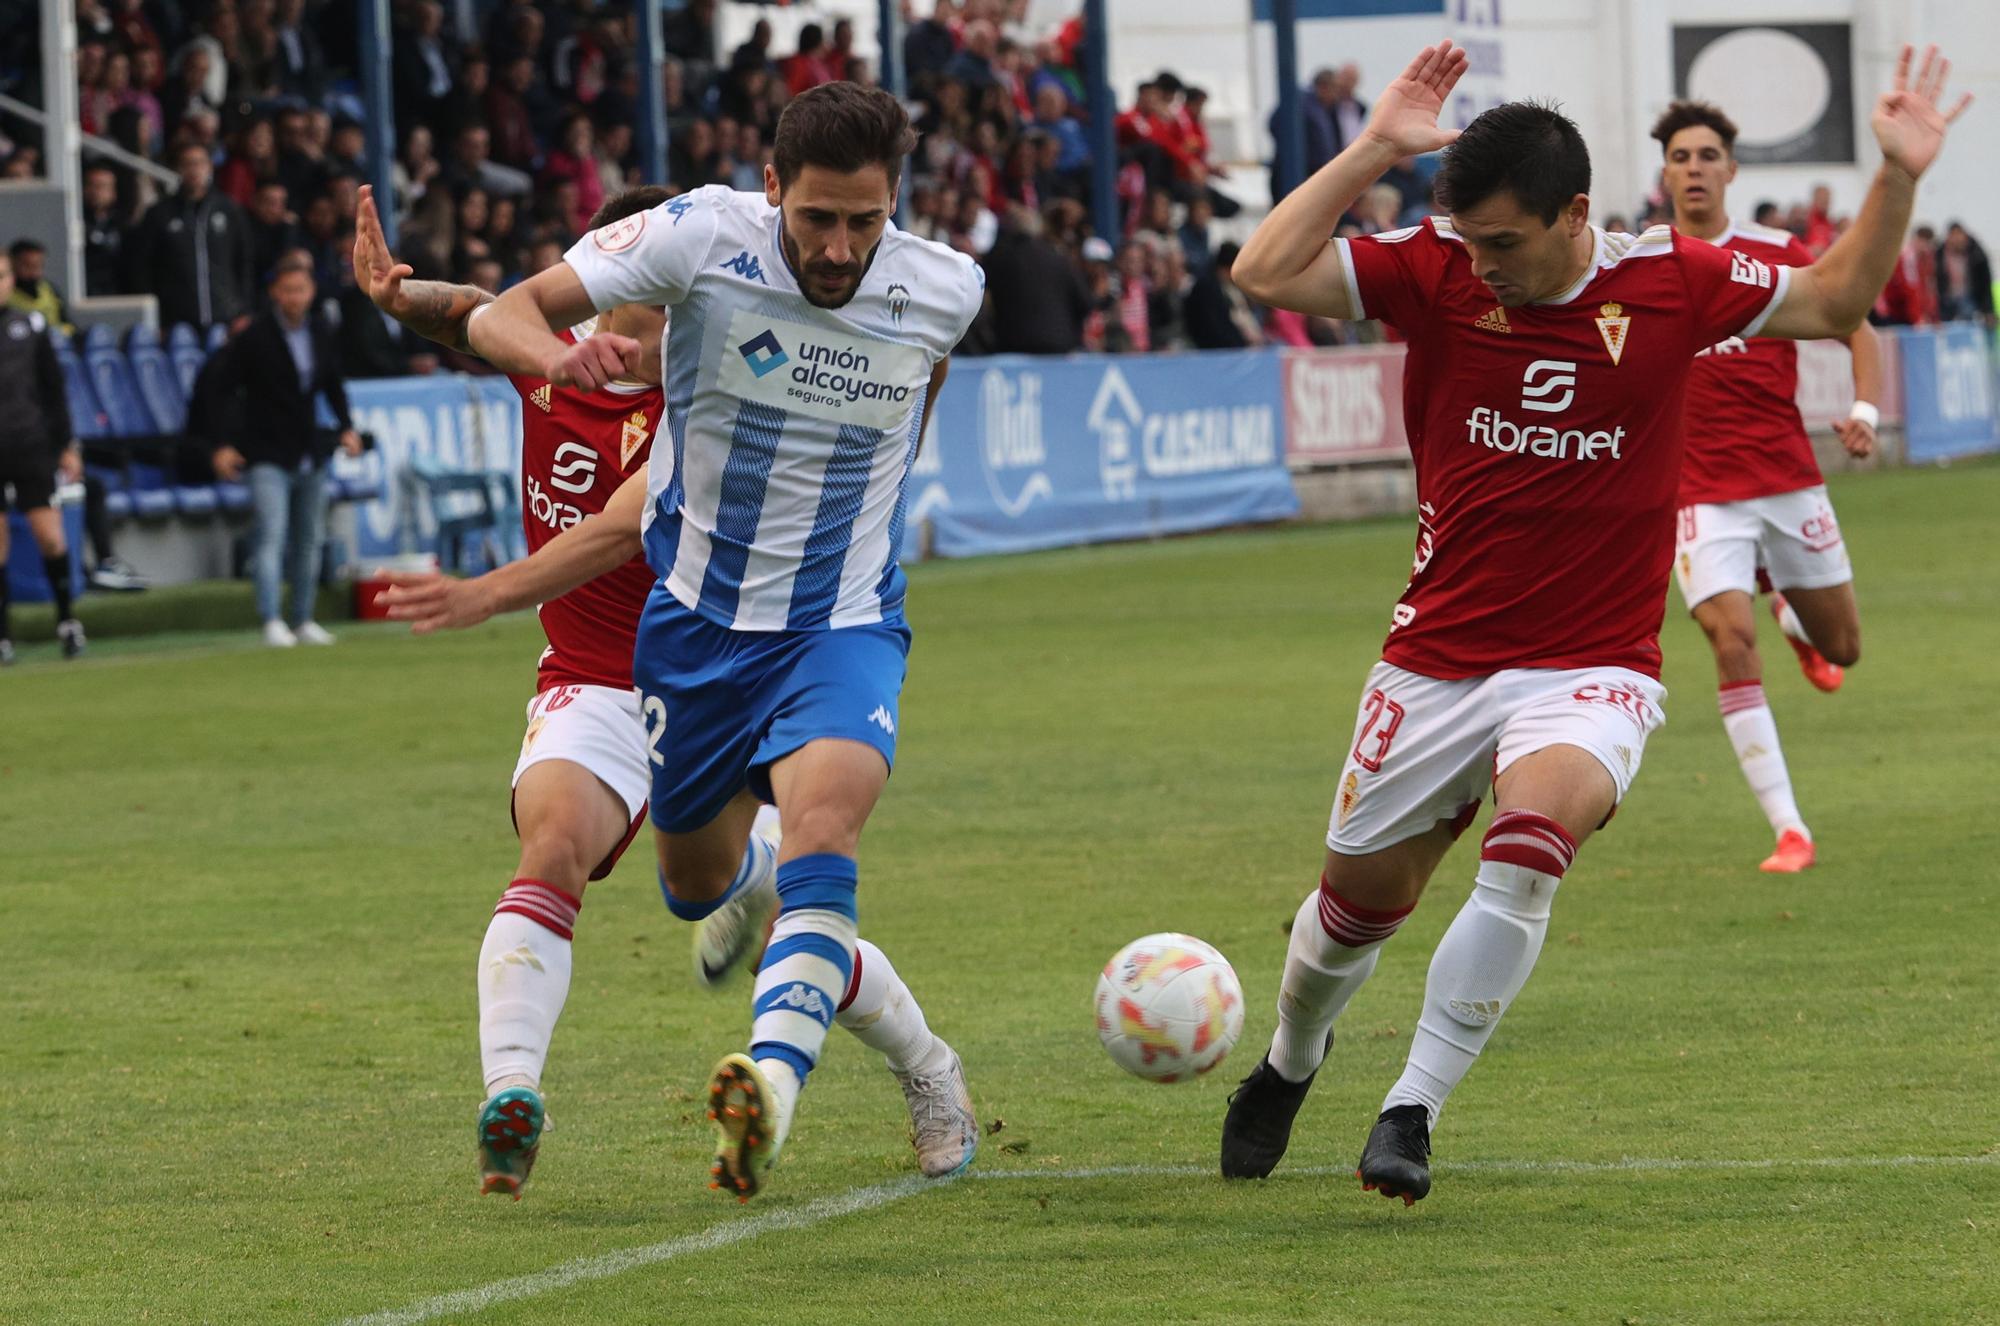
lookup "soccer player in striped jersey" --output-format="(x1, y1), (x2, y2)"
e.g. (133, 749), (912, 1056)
(390, 83), (986, 1200)
(1654, 101), (1880, 873)
(356, 181), (976, 1199)
(1217, 42), (1965, 1204)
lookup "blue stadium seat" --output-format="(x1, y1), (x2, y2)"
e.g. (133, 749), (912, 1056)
(173, 483), (221, 517)
(127, 462), (176, 520)
(89, 463), (133, 520)
(54, 344), (110, 440)
(204, 323), (229, 353)
(81, 329), (156, 437)
(216, 481), (252, 512)
(167, 323), (206, 399)
(126, 325), (189, 433)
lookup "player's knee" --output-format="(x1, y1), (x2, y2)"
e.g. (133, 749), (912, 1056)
(516, 821), (597, 894)
(1703, 621), (1759, 678)
(1821, 628), (1860, 668)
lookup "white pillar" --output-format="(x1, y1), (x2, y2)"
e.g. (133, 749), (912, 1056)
(39, 0), (83, 305)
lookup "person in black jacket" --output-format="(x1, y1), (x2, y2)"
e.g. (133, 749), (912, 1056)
(1184, 242), (1268, 350)
(982, 207), (1089, 355)
(207, 252), (362, 647)
(0, 252), (85, 662)
(130, 141), (256, 331)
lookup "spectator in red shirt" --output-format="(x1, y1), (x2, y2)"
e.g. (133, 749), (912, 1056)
(784, 24), (840, 97)
(540, 113), (605, 236)
(1803, 183), (1839, 254)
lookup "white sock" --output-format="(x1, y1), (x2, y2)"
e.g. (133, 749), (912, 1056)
(1385, 812), (1571, 1128)
(478, 879), (581, 1095)
(1268, 880), (1413, 1083)
(1719, 681), (1807, 837)
(837, 938), (947, 1077)
(1774, 596), (1811, 646)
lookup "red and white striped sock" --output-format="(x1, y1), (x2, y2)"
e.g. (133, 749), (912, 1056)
(1719, 680), (1807, 838)
(1268, 875), (1415, 1083)
(835, 939), (948, 1078)
(479, 879), (582, 1095)
(1385, 810), (1576, 1127)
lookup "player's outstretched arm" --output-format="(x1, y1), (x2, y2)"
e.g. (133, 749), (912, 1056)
(467, 264), (641, 390)
(354, 185), (492, 353)
(1233, 41), (1468, 318)
(1764, 45), (1971, 340)
(381, 470), (648, 633)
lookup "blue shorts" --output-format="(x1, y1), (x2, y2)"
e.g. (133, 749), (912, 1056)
(634, 586), (912, 834)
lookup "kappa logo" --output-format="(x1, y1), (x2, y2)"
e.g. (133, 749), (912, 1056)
(773, 983), (830, 1019)
(1473, 306), (1511, 333)
(663, 196), (696, 224)
(1595, 302), (1631, 365)
(868, 704), (896, 735)
(887, 281), (911, 325)
(1520, 359), (1577, 413)
(721, 250), (768, 284)
(529, 383), (552, 412)
(1447, 997), (1504, 1026)
(738, 329), (790, 377)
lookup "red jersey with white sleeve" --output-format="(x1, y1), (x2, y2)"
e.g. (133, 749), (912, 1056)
(507, 326), (661, 693)
(1678, 223), (1824, 506)
(1337, 219), (1791, 680)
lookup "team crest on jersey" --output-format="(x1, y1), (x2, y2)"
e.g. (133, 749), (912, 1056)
(529, 383), (553, 412)
(887, 282), (911, 325)
(1595, 302), (1631, 365)
(1473, 306), (1511, 334)
(1338, 770), (1360, 826)
(619, 411), (650, 468)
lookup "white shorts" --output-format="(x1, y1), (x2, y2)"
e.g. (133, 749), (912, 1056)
(511, 683), (650, 880)
(1674, 485), (1852, 610)
(1327, 662), (1668, 855)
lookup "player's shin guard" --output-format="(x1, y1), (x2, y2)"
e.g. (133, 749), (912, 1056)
(1268, 877), (1413, 1083)
(837, 938), (944, 1077)
(1384, 811), (1574, 1127)
(479, 879), (580, 1093)
(749, 854), (859, 1128)
(1719, 680), (1807, 838)
(662, 831), (777, 920)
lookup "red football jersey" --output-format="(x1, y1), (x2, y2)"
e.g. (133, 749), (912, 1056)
(1339, 219), (1790, 680)
(507, 347), (660, 692)
(1678, 223), (1825, 506)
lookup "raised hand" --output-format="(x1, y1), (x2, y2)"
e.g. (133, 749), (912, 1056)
(1873, 44), (1973, 181)
(354, 185), (416, 318)
(549, 332), (642, 391)
(1362, 41), (1471, 158)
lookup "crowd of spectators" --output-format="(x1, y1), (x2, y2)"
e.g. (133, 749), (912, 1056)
(2, 6), (1994, 375)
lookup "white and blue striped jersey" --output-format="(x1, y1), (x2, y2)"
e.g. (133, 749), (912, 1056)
(563, 185), (984, 632)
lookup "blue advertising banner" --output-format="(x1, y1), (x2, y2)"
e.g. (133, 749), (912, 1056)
(341, 375), (525, 560)
(905, 349), (1298, 559)
(1898, 322), (2000, 463)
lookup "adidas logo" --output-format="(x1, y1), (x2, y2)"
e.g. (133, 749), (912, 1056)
(1447, 997), (1504, 1026)
(529, 383), (553, 412)
(868, 704), (896, 736)
(1474, 306), (1511, 333)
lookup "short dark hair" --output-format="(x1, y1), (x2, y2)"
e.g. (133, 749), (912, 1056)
(1650, 100), (1738, 156)
(1434, 100), (1589, 226)
(9, 238), (46, 260)
(270, 250), (314, 282)
(587, 184), (674, 231)
(771, 82), (915, 189)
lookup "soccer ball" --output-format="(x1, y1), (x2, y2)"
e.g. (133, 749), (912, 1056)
(1094, 933), (1246, 1083)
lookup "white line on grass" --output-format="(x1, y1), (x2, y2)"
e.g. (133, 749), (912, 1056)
(337, 1152), (1998, 1325)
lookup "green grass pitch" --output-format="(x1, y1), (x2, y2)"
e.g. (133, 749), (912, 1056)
(5, 461), (1997, 1324)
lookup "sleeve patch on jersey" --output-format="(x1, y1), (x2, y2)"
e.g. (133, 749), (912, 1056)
(1728, 251), (1774, 289)
(594, 213), (648, 253)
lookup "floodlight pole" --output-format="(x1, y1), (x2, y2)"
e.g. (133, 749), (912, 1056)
(358, 0), (397, 245)
(638, 0), (672, 186)
(1271, 0), (1303, 202)
(1083, 0), (1117, 241)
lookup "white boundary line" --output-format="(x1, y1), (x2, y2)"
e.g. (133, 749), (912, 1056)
(337, 1153), (1999, 1325)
